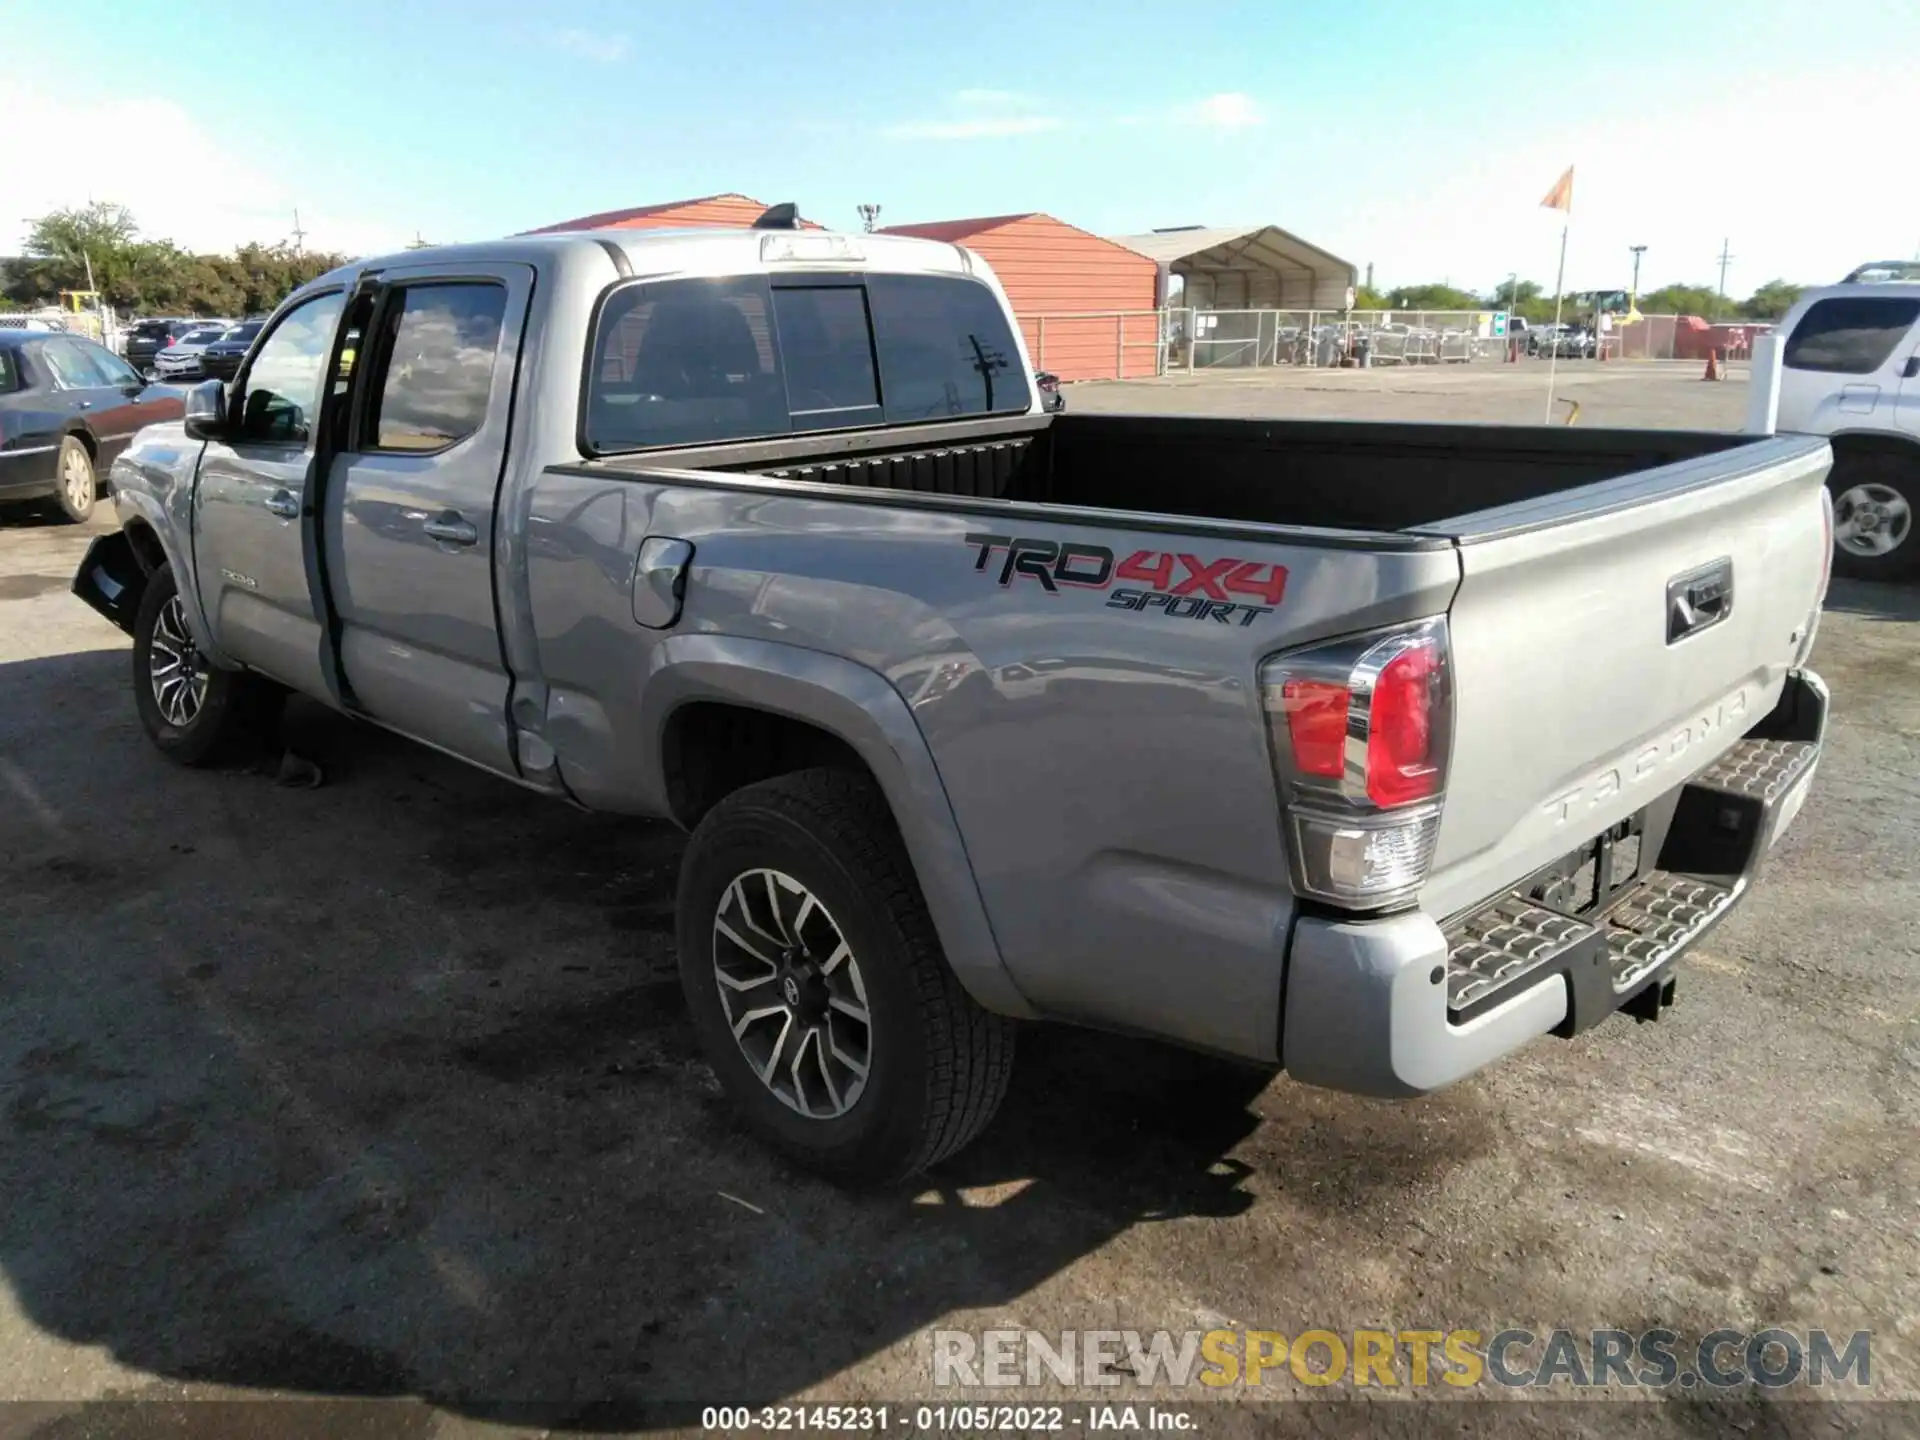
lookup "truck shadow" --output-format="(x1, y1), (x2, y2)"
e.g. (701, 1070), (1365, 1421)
(1823, 576), (1920, 623)
(0, 645), (1482, 1430)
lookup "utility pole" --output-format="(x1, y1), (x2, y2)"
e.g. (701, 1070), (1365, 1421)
(1715, 237), (1734, 318)
(290, 208), (307, 255)
(855, 204), (881, 233)
(1628, 244), (1646, 306)
(1364, 261), (1374, 292)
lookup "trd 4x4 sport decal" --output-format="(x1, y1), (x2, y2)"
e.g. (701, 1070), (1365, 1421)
(963, 533), (1286, 626)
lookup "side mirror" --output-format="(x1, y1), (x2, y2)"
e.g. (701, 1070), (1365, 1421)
(1903, 355), (1920, 380)
(183, 378), (228, 441)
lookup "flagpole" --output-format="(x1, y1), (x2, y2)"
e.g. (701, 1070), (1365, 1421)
(1544, 221), (1569, 423)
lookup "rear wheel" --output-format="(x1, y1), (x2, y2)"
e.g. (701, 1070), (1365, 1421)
(1829, 453), (1920, 581)
(676, 768), (1015, 1186)
(132, 565), (284, 765)
(53, 436), (96, 523)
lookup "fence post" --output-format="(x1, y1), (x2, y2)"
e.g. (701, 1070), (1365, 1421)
(1037, 315), (1046, 370)
(1117, 315), (1125, 379)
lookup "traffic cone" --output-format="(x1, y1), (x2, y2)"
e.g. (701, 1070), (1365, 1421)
(1703, 349), (1720, 381)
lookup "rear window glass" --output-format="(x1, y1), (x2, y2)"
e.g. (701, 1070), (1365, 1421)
(868, 273), (1026, 420)
(584, 271), (1030, 453)
(1783, 297), (1920, 374)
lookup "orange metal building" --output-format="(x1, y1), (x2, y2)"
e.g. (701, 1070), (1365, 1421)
(526, 192), (822, 233)
(880, 213), (1161, 381)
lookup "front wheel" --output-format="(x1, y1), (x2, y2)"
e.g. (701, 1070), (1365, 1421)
(1829, 455), (1920, 582)
(676, 769), (1015, 1186)
(132, 565), (284, 765)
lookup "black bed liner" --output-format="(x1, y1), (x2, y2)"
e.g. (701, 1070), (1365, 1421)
(585, 412), (1750, 535)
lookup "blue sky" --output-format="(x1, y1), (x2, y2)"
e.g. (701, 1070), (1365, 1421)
(5, 0), (1915, 296)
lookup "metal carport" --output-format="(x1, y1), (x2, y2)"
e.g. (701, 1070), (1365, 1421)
(1109, 225), (1357, 312)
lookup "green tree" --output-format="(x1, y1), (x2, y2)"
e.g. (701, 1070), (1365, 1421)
(6, 202), (144, 306)
(1487, 278), (1558, 324)
(1741, 279), (1805, 321)
(4, 204), (350, 316)
(1637, 282), (1727, 318)
(1350, 284), (1389, 310)
(1385, 282), (1483, 312)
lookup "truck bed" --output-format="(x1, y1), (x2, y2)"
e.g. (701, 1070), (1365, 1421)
(591, 412), (1752, 537)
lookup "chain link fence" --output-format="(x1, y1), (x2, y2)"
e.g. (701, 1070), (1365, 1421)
(1021, 307), (1767, 380)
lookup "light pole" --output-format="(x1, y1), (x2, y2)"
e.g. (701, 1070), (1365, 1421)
(856, 204), (881, 233)
(1628, 245), (1646, 308)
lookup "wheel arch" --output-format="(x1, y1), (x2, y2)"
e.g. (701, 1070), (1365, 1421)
(1825, 429), (1920, 466)
(109, 492), (233, 666)
(636, 634), (1036, 1020)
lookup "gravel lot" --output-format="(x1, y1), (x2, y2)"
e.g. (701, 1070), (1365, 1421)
(2, 366), (1916, 1437)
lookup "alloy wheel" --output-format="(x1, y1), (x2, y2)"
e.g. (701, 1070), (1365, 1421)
(712, 868), (872, 1119)
(62, 445), (93, 511)
(1834, 482), (1912, 558)
(148, 594), (210, 727)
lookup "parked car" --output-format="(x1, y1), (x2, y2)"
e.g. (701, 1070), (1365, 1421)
(74, 222), (1831, 1185)
(124, 318), (200, 376)
(1035, 370), (1065, 412)
(198, 320), (266, 382)
(153, 324), (236, 381)
(1768, 281), (1920, 580)
(0, 330), (185, 521)
(1842, 261), (1920, 285)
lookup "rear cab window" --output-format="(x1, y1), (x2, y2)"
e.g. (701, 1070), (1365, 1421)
(1783, 297), (1920, 374)
(583, 270), (1031, 454)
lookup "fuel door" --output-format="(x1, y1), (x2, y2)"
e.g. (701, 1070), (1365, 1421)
(631, 536), (694, 629)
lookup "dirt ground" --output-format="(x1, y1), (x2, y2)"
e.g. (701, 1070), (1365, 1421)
(2, 366), (1917, 1438)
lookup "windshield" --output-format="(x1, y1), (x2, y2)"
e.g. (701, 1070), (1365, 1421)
(221, 323), (263, 344)
(178, 329), (225, 345)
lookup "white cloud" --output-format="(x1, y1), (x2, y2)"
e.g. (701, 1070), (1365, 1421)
(552, 28), (631, 63)
(0, 80), (410, 258)
(1174, 92), (1264, 132)
(885, 88), (1064, 140)
(953, 89), (1042, 110)
(885, 114), (1063, 140)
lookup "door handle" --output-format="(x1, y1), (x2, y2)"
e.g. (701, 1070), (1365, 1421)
(74, 399), (93, 410)
(264, 489), (300, 519)
(422, 510), (478, 547)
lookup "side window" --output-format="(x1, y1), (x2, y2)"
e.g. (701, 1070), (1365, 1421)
(587, 276), (786, 451)
(770, 285), (879, 424)
(41, 337), (106, 389)
(867, 274), (1031, 421)
(76, 339), (140, 387)
(1783, 298), (1920, 375)
(239, 292), (346, 444)
(364, 283), (507, 452)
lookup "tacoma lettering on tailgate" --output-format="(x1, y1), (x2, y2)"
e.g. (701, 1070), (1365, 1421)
(962, 533), (1286, 626)
(1541, 689), (1752, 824)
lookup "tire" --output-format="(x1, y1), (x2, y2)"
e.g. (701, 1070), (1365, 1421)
(1828, 453), (1920, 582)
(676, 768), (1015, 1186)
(53, 435), (96, 523)
(131, 565), (285, 766)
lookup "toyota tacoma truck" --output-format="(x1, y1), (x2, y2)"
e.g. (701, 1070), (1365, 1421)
(72, 212), (1834, 1185)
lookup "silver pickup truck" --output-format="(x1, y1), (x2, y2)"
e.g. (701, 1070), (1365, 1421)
(72, 216), (1834, 1185)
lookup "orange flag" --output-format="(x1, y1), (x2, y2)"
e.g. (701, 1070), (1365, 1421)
(1540, 166), (1575, 212)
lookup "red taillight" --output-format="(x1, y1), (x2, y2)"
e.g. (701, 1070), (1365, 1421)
(1259, 617), (1452, 909)
(1366, 641), (1442, 806)
(1282, 678), (1348, 777)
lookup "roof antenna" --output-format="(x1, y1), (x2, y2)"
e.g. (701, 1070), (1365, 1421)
(752, 202), (801, 231)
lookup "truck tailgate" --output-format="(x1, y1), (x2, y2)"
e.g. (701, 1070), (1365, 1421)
(1415, 434), (1832, 922)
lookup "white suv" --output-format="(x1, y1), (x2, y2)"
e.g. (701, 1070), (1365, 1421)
(1773, 282), (1920, 580)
